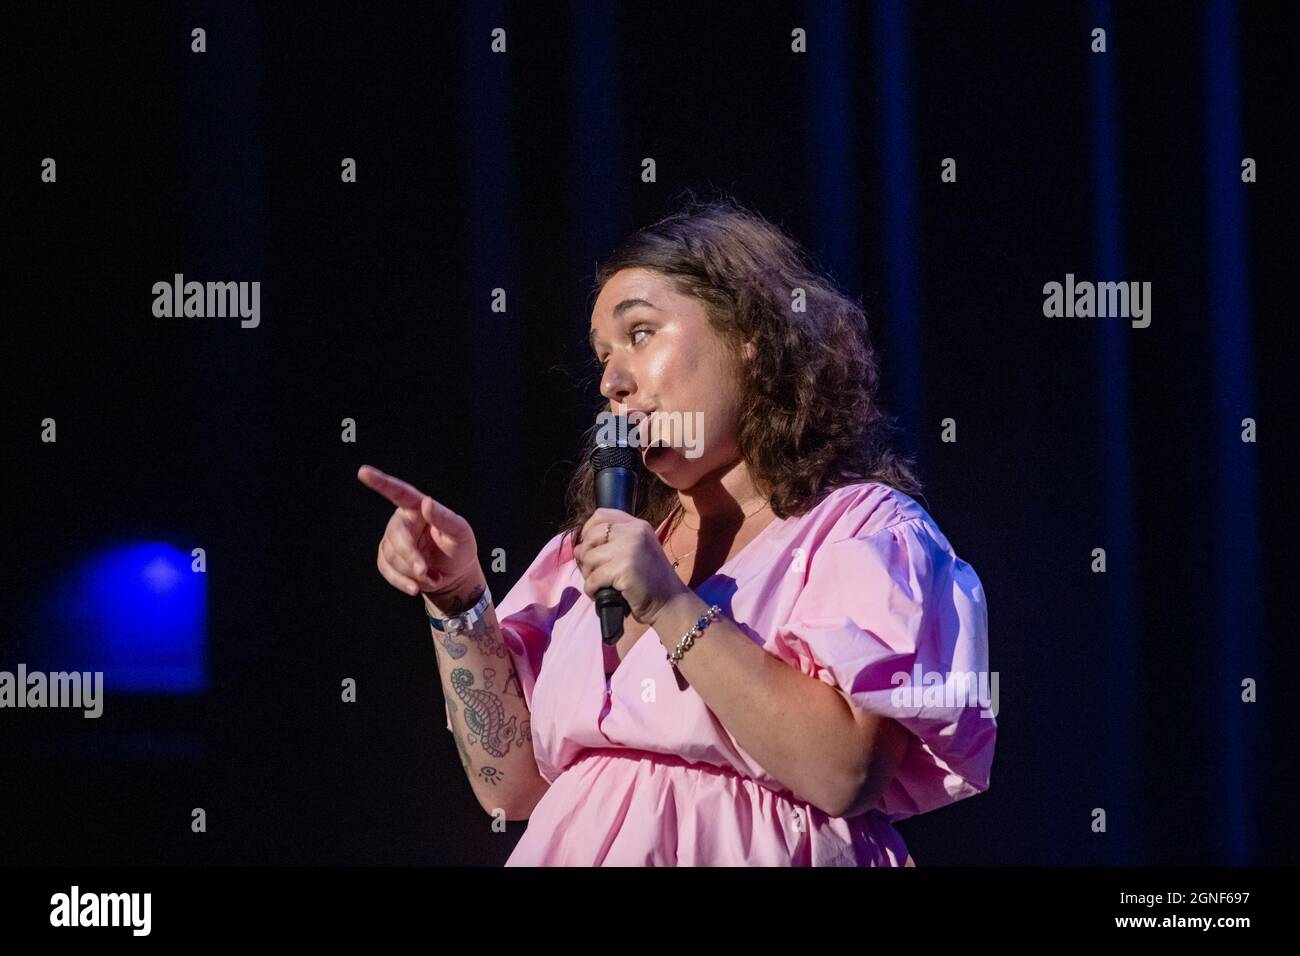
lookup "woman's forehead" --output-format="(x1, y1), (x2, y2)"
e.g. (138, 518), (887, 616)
(597, 268), (668, 304)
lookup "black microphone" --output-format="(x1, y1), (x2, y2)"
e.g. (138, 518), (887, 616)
(590, 414), (644, 645)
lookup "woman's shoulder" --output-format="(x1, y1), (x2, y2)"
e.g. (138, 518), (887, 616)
(796, 480), (936, 543)
(788, 482), (974, 573)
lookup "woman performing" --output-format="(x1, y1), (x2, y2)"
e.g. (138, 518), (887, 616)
(359, 196), (996, 865)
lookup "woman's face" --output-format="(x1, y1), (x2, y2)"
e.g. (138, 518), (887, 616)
(590, 267), (751, 489)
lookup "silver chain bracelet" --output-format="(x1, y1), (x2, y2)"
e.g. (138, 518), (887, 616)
(667, 604), (723, 667)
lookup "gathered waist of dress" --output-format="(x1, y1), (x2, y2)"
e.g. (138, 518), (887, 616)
(566, 746), (803, 804)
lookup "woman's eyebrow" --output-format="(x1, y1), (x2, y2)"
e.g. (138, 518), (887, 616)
(589, 298), (659, 350)
(613, 297), (659, 319)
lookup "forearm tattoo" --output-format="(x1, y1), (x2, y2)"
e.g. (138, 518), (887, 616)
(446, 700), (473, 772)
(434, 609), (531, 784)
(451, 668), (518, 758)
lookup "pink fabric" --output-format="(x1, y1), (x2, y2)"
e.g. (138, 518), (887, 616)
(452, 481), (995, 865)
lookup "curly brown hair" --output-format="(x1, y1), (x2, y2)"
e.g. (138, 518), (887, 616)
(559, 191), (923, 550)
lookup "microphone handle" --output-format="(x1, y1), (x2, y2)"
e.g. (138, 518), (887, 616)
(593, 464), (640, 644)
(596, 587), (629, 645)
(593, 466), (638, 513)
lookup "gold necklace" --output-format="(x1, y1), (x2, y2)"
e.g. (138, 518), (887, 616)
(665, 498), (771, 570)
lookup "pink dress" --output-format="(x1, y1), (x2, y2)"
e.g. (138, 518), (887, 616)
(445, 481), (996, 865)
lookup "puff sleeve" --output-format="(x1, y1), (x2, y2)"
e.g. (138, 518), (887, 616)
(769, 516), (996, 822)
(443, 530), (575, 731)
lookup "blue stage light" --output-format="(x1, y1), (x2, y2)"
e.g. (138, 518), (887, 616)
(46, 542), (207, 694)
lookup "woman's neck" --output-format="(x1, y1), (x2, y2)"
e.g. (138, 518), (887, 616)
(674, 459), (768, 529)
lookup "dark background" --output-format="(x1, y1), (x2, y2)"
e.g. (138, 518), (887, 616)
(3, 0), (1294, 866)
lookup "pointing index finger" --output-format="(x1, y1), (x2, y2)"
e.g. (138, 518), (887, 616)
(357, 464), (424, 512)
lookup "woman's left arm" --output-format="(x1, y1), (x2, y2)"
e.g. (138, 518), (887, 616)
(576, 507), (912, 818)
(650, 588), (911, 818)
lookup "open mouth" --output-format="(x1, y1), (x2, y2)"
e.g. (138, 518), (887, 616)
(642, 445), (669, 465)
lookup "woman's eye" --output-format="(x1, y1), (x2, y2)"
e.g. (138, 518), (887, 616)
(593, 329), (651, 368)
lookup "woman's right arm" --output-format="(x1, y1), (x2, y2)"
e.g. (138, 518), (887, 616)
(424, 567), (551, 820)
(357, 464), (550, 821)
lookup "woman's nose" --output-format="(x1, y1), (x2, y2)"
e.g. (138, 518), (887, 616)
(600, 364), (634, 404)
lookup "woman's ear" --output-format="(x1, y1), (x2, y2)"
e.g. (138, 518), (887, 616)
(742, 340), (757, 362)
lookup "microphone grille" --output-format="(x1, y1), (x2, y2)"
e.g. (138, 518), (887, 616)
(590, 443), (641, 472)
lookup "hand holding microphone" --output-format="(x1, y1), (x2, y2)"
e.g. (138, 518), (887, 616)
(576, 413), (690, 643)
